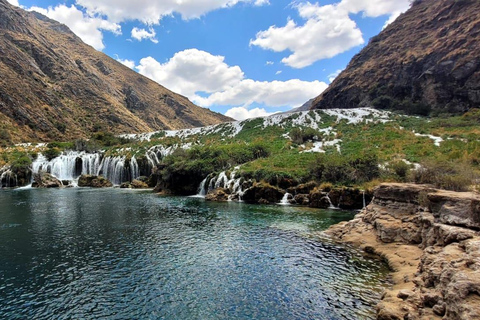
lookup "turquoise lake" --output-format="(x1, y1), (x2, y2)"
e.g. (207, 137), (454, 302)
(0, 188), (389, 319)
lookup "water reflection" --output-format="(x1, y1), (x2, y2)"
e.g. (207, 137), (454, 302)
(0, 189), (388, 319)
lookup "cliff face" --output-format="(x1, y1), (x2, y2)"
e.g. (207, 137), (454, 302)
(0, 0), (230, 143)
(326, 183), (480, 320)
(312, 0), (480, 115)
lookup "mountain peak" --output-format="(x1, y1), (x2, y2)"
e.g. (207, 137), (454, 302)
(311, 0), (480, 115)
(0, 1), (230, 144)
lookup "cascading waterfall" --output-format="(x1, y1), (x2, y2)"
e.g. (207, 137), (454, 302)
(326, 194), (338, 209)
(197, 177), (208, 196)
(197, 167), (245, 200)
(31, 151), (142, 186)
(280, 193), (292, 205)
(0, 170), (17, 188)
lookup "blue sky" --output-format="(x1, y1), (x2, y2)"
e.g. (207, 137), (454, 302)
(8, 0), (410, 120)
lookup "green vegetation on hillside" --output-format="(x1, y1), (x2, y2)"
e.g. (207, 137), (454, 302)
(1, 108), (479, 192)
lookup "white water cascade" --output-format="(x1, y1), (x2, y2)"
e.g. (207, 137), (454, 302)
(325, 194), (338, 209)
(31, 151), (142, 186)
(0, 169), (17, 188)
(279, 193), (293, 205)
(197, 167), (245, 200)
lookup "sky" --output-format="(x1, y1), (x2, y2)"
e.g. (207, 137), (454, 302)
(7, 0), (411, 120)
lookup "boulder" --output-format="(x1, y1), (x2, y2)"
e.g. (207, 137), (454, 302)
(287, 181), (317, 195)
(78, 174), (113, 188)
(205, 188), (229, 202)
(309, 191), (331, 209)
(32, 172), (63, 188)
(294, 194), (310, 206)
(242, 182), (284, 204)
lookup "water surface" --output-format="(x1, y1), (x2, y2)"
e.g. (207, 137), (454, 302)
(0, 188), (388, 319)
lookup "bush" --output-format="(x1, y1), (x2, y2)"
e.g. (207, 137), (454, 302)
(410, 159), (476, 191)
(310, 152), (380, 185)
(386, 160), (412, 182)
(44, 147), (61, 161)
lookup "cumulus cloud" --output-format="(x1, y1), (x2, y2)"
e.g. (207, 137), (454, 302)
(251, 0), (411, 68)
(250, 3), (364, 68)
(6, 0), (19, 6)
(131, 27), (158, 43)
(196, 78), (327, 108)
(328, 69), (343, 83)
(339, 0), (410, 18)
(135, 49), (327, 111)
(29, 5), (121, 50)
(75, 0), (269, 23)
(136, 49), (244, 98)
(225, 107), (273, 120)
(116, 57), (136, 69)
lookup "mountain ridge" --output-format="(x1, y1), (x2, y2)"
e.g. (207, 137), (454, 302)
(0, 0), (230, 144)
(311, 0), (480, 115)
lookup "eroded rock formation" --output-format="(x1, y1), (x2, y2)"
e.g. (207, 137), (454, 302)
(325, 183), (480, 319)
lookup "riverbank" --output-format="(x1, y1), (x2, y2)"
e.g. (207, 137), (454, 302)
(323, 183), (480, 320)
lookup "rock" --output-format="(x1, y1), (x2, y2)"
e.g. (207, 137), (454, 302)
(205, 188), (229, 202)
(294, 194), (310, 205)
(287, 181), (317, 195)
(324, 183), (480, 320)
(77, 174), (113, 188)
(130, 179), (149, 189)
(32, 172), (63, 188)
(309, 191), (331, 209)
(242, 182), (284, 204)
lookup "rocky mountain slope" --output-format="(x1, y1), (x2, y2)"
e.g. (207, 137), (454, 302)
(312, 0), (480, 115)
(0, 0), (230, 143)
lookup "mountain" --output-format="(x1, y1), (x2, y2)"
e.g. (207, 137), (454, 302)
(0, 0), (230, 144)
(311, 0), (480, 115)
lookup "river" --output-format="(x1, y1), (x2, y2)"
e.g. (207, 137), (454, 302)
(0, 188), (388, 319)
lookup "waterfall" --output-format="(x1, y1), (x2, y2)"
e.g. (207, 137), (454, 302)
(130, 156), (140, 180)
(279, 193), (292, 205)
(0, 170), (17, 188)
(98, 156), (126, 185)
(362, 190), (366, 208)
(197, 167), (245, 201)
(31, 151), (142, 186)
(32, 151), (102, 181)
(326, 194), (338, 209)
(197, 177), (208, 197)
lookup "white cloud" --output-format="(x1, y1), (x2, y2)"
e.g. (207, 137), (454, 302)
(250, 3), (364, 68)
(135, 49), (327, 111)
(266, 61), (274, 65)
(136, 49), (244, 98)
(251, 0), (411, 68)
(6, 0), (19, 6)
(328, 69), (343, 83)
(131, 27), (158, 43)
(225, 107), (273, 120)
(339, 0), (410, 18)
(29, 5), (121, 50)
(196, 78), (327, 108)
(75, 0), (269, 23)
(116, 57), (135, 69)
(275, 70), (282, 75)
(383, 11), (403, 29)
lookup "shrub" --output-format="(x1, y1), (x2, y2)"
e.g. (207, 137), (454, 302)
(44, 147), (61, 161)
(410, 159), (476, 191)
(386, 160), (412, 181)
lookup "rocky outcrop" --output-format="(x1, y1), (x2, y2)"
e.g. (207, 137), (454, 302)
(120, 179), (149, 189)
(32, 172), (63, 188)
(325, 183), (480, 319)
(312, 0), (480, 115)
(77, 174), (113, 188)
(242, 182), (285, 204)
(205, 188), (230, 202)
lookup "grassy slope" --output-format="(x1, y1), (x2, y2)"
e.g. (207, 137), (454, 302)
(2, 108), (479, 190)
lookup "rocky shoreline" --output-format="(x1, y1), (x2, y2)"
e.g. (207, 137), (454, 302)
(324, 183), (480, 320)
